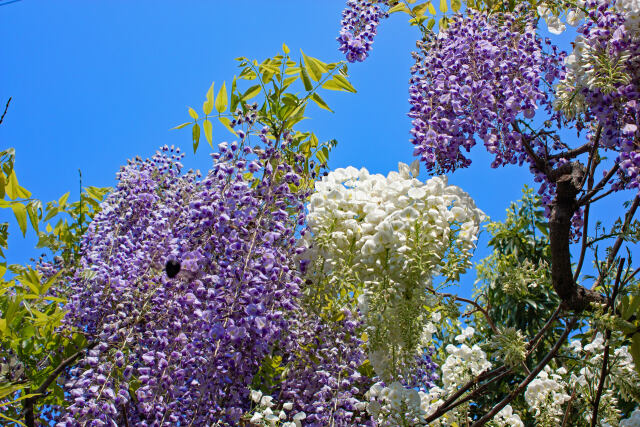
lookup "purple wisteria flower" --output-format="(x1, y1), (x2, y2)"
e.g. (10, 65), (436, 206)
(55, 136), (312, 424)
(338, 0), (389, 62)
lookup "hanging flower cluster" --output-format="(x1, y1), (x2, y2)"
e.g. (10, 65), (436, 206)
(554, 0), (640, 191)
(56, 138), (310, 425)
(277, 308), (373, 425)
(302, 162), (483, 384)
(408, 8), (564, 174)
(337, 0), (389, 62)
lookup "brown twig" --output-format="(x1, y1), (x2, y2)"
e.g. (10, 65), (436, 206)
(578, 163), (620, 206)
(429, 289), (499, 333)
(0, 97), (11, 125)
(22, 342), (97, 426)
(590, 258), (624, 426)
(471, 317), (577, 426)
(591, 196), (640, 290)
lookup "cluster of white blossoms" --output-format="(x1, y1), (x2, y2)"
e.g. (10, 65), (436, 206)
(303, 162), (484, 381)
(441, 334), (492, 392)
(565, 333), (640, 424)
(247, 389), (306, 427)
(524, 366), (572, 425)
(365, 328), (524, 426)
(554, 0), (640, 119)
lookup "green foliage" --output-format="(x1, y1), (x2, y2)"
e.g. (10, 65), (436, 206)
(475, 186), (560, 345)
(0, 124), (108, 424)
(175, 45), (355, 189)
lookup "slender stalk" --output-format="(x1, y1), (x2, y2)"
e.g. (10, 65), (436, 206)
(591, 196), (640, 290)
(471, 318), (577, 426)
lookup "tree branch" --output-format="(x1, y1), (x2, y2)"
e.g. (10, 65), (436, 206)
(471, 318), (577, 426)
(0, 97), (11, 125)
(591, 196), (640, 291)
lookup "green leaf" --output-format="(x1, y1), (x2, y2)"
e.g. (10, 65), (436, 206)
(299, 60), (314, 91)
(0, 173), (5, 200)
(310, 93), (333, 112)
(301, 50), (324, 82)
(188, 107), (199, 120)
(427, 1), (437, 14)
(389, 3), (410, 13)
(451, 0), (461, 12)
(203, 119), (213, 147)
(322, 74), (357, 93)
(623, 295), (640, 321)
(439, 0), (448, 13)
(171, 122), (192, 130)
(5, 170), (19, 200)
(412, 3), (429, 16)
(192, 123), (200, 153)
(242, 85), (261, 101)
(11, 202), (27, 237)
(0, 412), (27, 427)
(427, 17), (436, 30)
(26, 201), (40, 234)
(215, 81), (228, 113)
(282, 42), (290, 54)
(632, 333), (640, 375)
(218, 117), (237, 136)
(203, 82), (214, 115)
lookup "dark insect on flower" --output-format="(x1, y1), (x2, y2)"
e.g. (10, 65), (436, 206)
(165, 259), (181, 278)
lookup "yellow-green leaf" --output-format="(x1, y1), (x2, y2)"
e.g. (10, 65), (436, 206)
(439, 0), (448, 13)
(192, 123), (200, 153)
(282, 42), (290, 54)
(389, 3), (410, 13)
(5, 170), (19, 200)
(171, 122), (192, 130)
(203, 82), (214, 115)
(632, 333), (640, 375)
(299, 60), (313, 91)
(427, 1), (436, 14)
(412, 3), (429, 16)
(242, 85), (261, 101)
(11, 202), (27, 237)
(218, 117), (237, 136)
(188, 107), (199, 120)
(203, 119), (213, 147)
(451, 0), (461, 12)
(310, 93), (333, 112)
(301, 50), (323, 82)
(0, 412), (27, 427)
(215, 81), (228, 113)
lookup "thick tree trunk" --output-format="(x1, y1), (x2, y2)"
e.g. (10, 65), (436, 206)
(548, 161), (605, 311)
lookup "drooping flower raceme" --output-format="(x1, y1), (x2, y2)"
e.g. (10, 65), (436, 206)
(524, 366), (572, 425)
(56, 141), (309, 425)
(408, 9), (564, 174)
(554, 0), (640, 191)
(338, 0), (389, 62)
(302, 162), (484, 384)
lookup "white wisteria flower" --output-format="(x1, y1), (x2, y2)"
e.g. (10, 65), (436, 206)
(302, 162), (484, 382)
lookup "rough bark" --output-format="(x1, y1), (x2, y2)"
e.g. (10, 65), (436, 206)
(548, 161), (606, 311)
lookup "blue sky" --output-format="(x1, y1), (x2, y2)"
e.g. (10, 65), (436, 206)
(0, 1), (635, 298)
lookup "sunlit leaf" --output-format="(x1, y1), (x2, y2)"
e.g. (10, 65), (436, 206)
(188, 107), (199, 120)
(242, 85), (261, 101)
(11, 202), (27, 237)
(203, 119), (213, 147)
(203, 82), (214, 115)
(215, 81), (228, 113)
(171, 122), (192, 130)
(310, 93), (333, 112)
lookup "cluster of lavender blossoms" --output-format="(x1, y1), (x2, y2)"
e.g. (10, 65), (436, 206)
(56, 131), (312, 424)
(337, 0), (389, 62)
(554, 0), (640, 191)
(408, 8), (564, 174)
